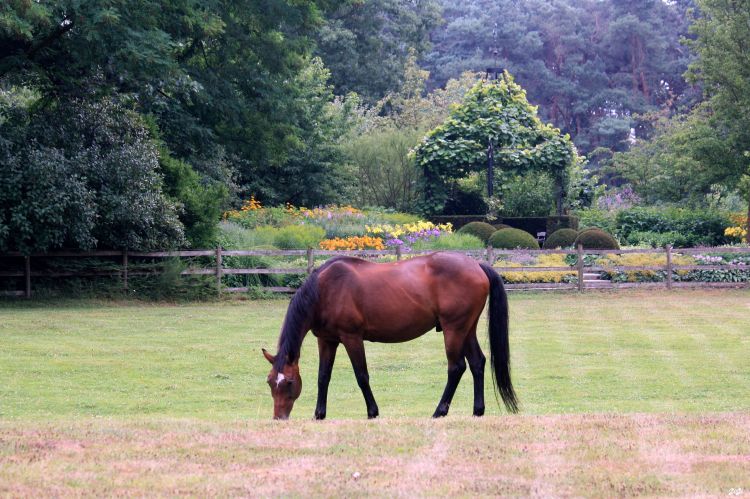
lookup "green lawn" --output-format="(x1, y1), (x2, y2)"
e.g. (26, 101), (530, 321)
(1, 289), (749, 420)
(1, 290), (749, 496)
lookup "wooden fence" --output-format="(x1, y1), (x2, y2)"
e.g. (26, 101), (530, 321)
(1, 245), (749, 298)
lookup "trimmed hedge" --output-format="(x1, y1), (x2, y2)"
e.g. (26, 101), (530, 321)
(431, 215), (487, 229)
(574, 228), (619, 250)
(542, 228), (579, 249)
(457, 221), (497, 243)
(546, 216), (579, 234)
(500, 217), (547, 236)
(489, 228), (540, 249)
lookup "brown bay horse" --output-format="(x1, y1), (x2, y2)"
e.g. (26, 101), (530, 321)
(262, 252), (518, 419)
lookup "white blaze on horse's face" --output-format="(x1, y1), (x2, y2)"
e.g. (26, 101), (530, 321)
(275, 372), (286, 387)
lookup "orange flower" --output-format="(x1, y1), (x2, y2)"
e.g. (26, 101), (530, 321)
(319, 236), (384, 250)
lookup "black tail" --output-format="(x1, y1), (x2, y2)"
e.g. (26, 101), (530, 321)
(479, 262), (518, 413)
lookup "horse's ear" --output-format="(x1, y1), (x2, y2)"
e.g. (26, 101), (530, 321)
(262, 348), (275, 364)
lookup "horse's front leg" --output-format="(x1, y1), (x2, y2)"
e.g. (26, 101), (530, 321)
(315, 337), (339, 420)
(341, 336), (379, 419)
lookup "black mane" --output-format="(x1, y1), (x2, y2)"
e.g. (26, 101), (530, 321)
(273, 256), (348, 370)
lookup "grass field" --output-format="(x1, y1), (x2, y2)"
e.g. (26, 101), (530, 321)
(1, 290), (749, 496)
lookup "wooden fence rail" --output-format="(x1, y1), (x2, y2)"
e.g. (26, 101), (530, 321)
(1, 245), (749, 298)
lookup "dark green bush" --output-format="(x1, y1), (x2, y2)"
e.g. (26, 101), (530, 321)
(457, 221), (497, 243)
(574, 229), (620, 250)
(615, 207), (730, 246)
(488, 228), (539, 249)
(542, 228), (579, 249)
(492, 223), (511, 230)
(0, 97), (185, 253)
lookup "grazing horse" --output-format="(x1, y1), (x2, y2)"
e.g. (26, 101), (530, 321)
(262, 252), (518, 419)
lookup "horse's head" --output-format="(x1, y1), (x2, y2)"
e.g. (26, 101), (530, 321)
(262, 348), (302, 420)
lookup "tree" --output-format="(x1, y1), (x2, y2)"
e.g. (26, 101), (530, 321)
(413, 73), (579, 215)
(342, 56), (480, 212)
(423, 0), (694, 164)
(0, 95), (185, 253)
(610, 106), (743, 207)
(315, 0), (442, 103)
(687, 0), (750, 238)
(0, 0), (345, 208)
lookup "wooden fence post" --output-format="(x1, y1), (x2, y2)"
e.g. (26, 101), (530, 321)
(486, 246), (494, 265)
(577, 244), (584, 292)
(216, 246), (223, 297)
(665, 245), (673, 290)
(122, 250), (129, 293)
(306, 248), (314, 274)
(24, 256), (31, 299)
(395, 245), (402, 261)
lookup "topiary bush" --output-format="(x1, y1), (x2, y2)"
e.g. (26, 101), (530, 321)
(542, 228), (579, 249)
(492, 223), (511, 230)
(457, 221), (497, 243)
(574, 228), (620, 250)
(489, 228), (540, 249)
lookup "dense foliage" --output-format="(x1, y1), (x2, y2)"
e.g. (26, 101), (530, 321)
(424, 0), (696, 161)
(0, 98), (184, 252)
(413, 74), (579, 214)
(2, 0), (749, 255)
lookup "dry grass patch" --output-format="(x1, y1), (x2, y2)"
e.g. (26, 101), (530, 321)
(1, 413), (749, 497)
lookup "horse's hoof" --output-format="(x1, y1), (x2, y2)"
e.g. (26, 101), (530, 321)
(314, 411), (326, 420)
(473, 407), (485, 417)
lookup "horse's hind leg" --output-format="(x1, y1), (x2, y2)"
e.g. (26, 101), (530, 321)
(341, 336), (379, 419)
(465, 333), (486, 416)
(315, 337), (339, 420)
(433, 330), (467, 418)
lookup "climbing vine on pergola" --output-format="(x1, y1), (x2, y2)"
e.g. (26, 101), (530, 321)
(413, 72), (579, 215)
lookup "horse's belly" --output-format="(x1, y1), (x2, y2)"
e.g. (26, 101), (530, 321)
(360, 304), (437, 343)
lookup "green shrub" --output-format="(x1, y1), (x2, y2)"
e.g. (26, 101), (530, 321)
(575, 208), (618, 235)
(615, 207), (730, 246)
(492, 223), (511, 230)
(273, 225), (326, 249)
(542, 228), (579, 249)
(574, 229), (620, 250)
(457, 222), (496, 243)
(626, 230), (690, 248)
(412, 232), (484, 251)
(489, 228), (540, 249)
(217, 222), (277, 249)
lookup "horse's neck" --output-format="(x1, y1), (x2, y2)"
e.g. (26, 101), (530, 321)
(276, 325), (311, 368)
